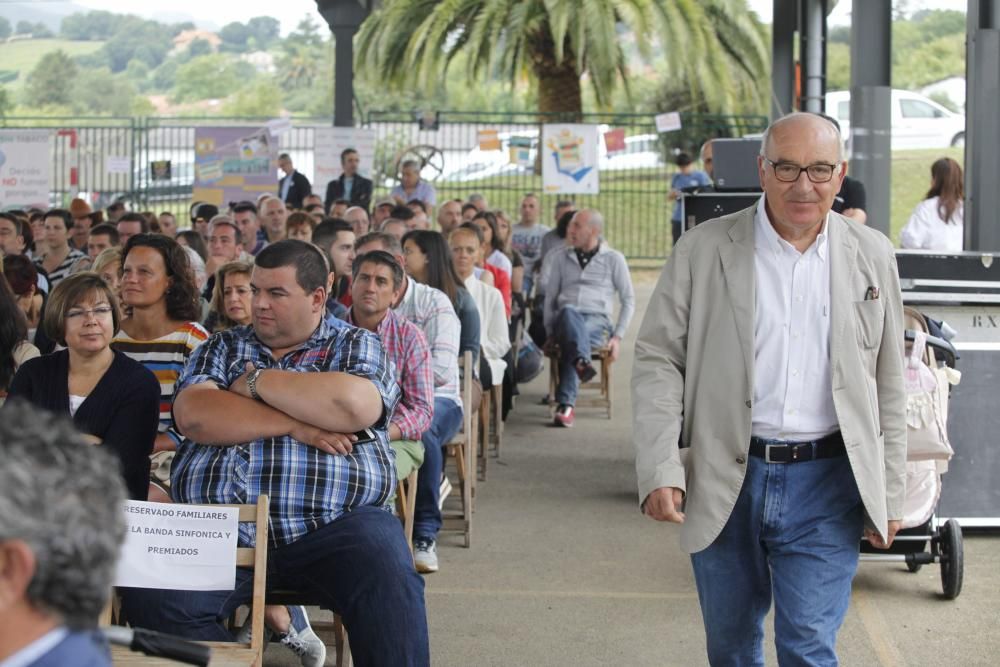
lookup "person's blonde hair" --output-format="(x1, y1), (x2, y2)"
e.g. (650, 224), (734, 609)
(92, 247), (122, 276)
(209, 260), (254, 331)
(43, 272), (121, 347)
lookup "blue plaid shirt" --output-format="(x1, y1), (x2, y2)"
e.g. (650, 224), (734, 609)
(170, 319), (400, 547)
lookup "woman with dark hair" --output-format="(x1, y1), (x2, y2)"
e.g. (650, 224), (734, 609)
(176, 229), (209, 262)
(0, 274), (39, 405)
(111, 234), (209, 501)
(901, 157), (965, 252)
(6, 272), (159, 499)
(471, 210), (513, 279)
(206, 260), (254, 332)
(402, 229), (481, 365)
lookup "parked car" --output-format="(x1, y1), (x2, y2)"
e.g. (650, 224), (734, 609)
(599, 133), (666, 171)
(825, 89), (966, 150)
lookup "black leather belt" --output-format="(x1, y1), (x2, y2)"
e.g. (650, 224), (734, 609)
(749, 431), (846, 464)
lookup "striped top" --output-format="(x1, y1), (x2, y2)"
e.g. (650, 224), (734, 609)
(111, 322), (209, 442)
(35, 248), (87, 288)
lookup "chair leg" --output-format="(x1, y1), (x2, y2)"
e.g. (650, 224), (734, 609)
(478, 390), (489, 482)
(491, 384), (503, 459)
(334, 614), (352, 667)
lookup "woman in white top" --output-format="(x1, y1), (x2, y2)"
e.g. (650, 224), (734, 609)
(470, 211), (514, 279)
(901, 157), (964, 252)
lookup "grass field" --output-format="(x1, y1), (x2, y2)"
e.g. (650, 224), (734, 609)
(0, 39), (105, 87)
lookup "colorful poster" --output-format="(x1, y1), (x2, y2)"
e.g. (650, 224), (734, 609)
(0, 130), (51, 209)
(313, 127), (376, 200)
(508, 135), (534, 166)
(478, 129), (501, 151)
(542, 124), (600, 195)
(603, 128), (626, 154)
(193, 126), (277, 207)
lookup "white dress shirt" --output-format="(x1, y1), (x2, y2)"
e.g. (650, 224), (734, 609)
(900, 196), (964, 252)
(463, 275), (510, 385)
(751, 196), (839, 440)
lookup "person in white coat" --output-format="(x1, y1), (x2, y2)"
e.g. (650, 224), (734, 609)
(901, 157), (964, 252)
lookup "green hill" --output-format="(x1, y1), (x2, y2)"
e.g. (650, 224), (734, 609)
(0, 38), (104, 87)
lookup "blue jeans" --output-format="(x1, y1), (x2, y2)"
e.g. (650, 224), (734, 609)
(413, 397), (464, 540)
(690, 453), (863, 667)
(553, 306), (611, 406)
(119, 506), (429, 667)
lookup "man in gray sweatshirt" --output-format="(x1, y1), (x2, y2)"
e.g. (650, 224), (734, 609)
(543, 209), (635, 427)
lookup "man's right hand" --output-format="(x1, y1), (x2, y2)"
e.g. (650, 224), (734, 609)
(643, 487), (685, 523)
(289, 422), (357, 456)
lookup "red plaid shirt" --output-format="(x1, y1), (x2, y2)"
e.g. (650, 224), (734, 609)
(348, 307), (434, 440)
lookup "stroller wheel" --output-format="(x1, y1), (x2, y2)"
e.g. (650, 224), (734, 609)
(939, 518), (964, 600)
(906, 561), (923, 573)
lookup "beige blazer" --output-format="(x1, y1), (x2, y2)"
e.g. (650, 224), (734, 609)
(632, 203), (907, 554)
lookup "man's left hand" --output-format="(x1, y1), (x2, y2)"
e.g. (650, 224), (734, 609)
(607, 336), (621, 362)
(865, 520), (901, 549)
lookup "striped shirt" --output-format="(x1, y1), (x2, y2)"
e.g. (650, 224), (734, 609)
(347, 308), (434, 441)
(169, 320), (401, 547)
(111, 322), (209, 443)
(35, 248), (87, 288)
(394, 278), (461, 408)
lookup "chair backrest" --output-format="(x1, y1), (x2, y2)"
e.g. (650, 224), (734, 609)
(104, 496), (269, 657)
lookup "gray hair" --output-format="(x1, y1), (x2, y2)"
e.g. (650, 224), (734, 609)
(400, 159), (420, 172)
(0, 401), (127, 628)
(468, 193), (486, 205)
(354, 230), (403, 256)
(759, 112), (844, 162)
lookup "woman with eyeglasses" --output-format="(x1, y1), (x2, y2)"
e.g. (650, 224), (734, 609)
(6, 272), (160, 500)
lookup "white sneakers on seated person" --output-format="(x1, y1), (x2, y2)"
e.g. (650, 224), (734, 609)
(413, 536), (439, 574)
(237, 604), (326, 667)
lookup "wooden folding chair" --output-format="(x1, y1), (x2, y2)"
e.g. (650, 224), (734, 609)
(395, 469), (418, 550)
(547, 346), (614, 419)
(106, 496), (270, 667)
(441, 350), (476, 547)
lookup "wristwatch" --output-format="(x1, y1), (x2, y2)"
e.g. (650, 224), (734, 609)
(246, 367), (264, 401)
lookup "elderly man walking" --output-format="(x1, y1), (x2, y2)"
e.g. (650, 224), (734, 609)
(544, 208), (634, 427)
(632, 112), (907, 665)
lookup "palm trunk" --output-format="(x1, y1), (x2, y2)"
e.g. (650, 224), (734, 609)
(529, 28), (583, 119)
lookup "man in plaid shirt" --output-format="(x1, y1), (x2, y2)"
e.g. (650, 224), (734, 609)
(120, 240), (429, 667)
(347, 250), (434, 487)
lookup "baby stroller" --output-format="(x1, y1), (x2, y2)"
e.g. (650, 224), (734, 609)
(859, 306), (964, 600)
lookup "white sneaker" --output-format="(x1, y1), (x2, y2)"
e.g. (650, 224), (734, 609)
(413, 536), (439, 574)
(279, 605), (327, 667)
(235, 616), (273, 645)
(438, 476), (453, 509)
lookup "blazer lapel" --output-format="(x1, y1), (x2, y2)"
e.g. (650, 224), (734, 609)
(828, 215), (859, 384)
(719, 208), (757, 389)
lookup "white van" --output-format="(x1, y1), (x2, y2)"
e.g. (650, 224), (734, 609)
(825, 89), (966, 150)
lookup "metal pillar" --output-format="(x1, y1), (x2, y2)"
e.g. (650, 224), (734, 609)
(798, 0), (827, 113)
(965, 0), (1000, 251)
(316, 0), (374, 127)
(849, 0), (892, 236)
(771, 0), (798, 119)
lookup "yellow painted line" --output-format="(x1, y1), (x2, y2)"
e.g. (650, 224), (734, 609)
(853, 588), (906, 667)
(426, 587), (697, 601)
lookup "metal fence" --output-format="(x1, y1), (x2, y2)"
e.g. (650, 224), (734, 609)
(1, 111), (768, 260)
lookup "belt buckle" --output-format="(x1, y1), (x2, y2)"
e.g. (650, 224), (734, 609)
(764, 444), (780, 464)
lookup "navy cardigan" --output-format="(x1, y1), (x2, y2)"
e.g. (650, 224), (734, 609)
(7, 349), (161, 500)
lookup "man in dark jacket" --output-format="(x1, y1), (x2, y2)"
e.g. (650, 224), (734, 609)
(277, 153), (312, 210)
(324, 148), (373, 213)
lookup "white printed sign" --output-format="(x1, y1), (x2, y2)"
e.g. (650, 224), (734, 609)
(114, 501), (239, 591)
(0, 129), (51, 208)
(655, 111), (683, 133)
(541, 124), (600, 195)
(313, 127), (376, 199)
(106, 156), (131, 175)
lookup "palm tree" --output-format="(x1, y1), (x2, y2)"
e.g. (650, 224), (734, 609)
(356, 0), (769, 116)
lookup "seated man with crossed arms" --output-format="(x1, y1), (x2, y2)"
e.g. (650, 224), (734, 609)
(120, 240), (429, 667)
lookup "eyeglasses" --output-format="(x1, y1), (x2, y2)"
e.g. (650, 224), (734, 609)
(66, 306), (114, 321)
(763, 157), (840, 183)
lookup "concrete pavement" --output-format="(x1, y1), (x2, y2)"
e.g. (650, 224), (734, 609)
(268, 277), (1000, 666)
